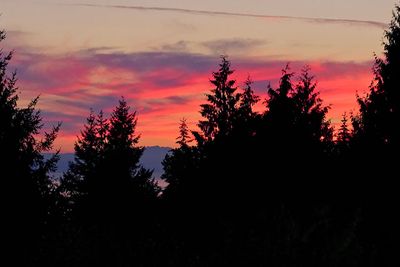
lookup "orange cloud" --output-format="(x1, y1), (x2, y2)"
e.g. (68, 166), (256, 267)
(10, 49), (374, 152)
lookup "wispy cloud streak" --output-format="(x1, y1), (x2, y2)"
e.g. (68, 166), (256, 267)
(73, 3), (387, 29)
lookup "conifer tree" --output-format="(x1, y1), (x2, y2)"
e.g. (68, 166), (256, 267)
(262, 64), (296, 150)
(239, 76), (260, 119)
(1, 29), (60, 262)
(103, 98), (160, 205)
(176, 118), (191, 147)
(263, 65), (332, 146)
(198, 56), (240, 140)
(264, 64), (295, 129)
(349, 5), (400, 263)
(60, 110), (107, 215)
(162, 118), (198, 200)
(292, 65), (333, 147)
(337, 113), (351, 144)
(1, 29), (60, 217)
(353, 3), (400, 151)
(234, 76), (261, 138)
(259, 64), (333, 198)
(334, 112), (352, 159)
(62, 99), (160, 220)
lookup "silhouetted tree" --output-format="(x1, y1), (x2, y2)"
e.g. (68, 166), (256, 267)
(176, 118), (191, 146)
(5, 2), (400, 260)
(238, 76), (260, 119)
(162, 118), (199, 200)
(331, 112), (355, 195)
(263, 64), (295, 140)
(262, 65), (333, 152)
(105, 99), (159, 203)
(256, 64), (335, 201)
(198, 56), (240, 140)
(353, 3), (400, 154)
(264, 65), (332, 146)
(54, 99), (162, 265)
(63, 99), (160, 221)
(292, 65), (333, 149)
(1, 29), (60, 264)
(337, 113), (351, 144)
(349, 4), (400, 264)
(60, 110), (108, 218)
(231, 76), (261, 138)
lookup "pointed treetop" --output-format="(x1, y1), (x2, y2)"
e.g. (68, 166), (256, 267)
(278, 63), (294, 97)
(337, 113), (351, 143)
(239, 75), (260, 117)
(353, 3), (400, 147)
(198, 56), (240, 140)
(384, 3), (400, 64)
(176, 118), (192, 147)
(75, 109), (97, 155)
(108, 97), (140, 148)
(293, 65), (324, 115)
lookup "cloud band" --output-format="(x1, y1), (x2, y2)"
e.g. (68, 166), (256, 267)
(72, 3), (387, 29)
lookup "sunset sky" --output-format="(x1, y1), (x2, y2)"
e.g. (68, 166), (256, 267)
(0, 0), (397, 151)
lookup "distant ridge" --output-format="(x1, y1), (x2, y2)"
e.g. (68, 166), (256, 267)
(45, 146), (172, 180)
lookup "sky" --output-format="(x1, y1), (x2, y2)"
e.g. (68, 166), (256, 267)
(0, 0), (397, 151)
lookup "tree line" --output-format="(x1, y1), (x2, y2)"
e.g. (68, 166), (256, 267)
(1, 4), (400, 266)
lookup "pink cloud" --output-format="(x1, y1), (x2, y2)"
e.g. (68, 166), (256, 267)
(8, 48), (374, 152)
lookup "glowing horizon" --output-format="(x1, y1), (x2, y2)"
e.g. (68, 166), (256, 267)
(0, 0), (395, 152)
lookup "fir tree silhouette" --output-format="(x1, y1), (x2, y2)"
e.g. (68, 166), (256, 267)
(4, 2), (400, 263)
(198, 56), (240, 141)
(238, 76), (260, 120)
(1, 29), (60, 265)
(104, 98), (160, 207)
(257, 64), (333, 197)
(60, 110), (108, 219)
(62, 99), (160, 222)
(353, 3), (400, 159)
(349, 3), (400, 264)
(176, 118), (192, 146)
(162, 118), (199, 201)
(292, 65), (333, 150)
(337, 113), (351, 144)
(233, 76), (261, 138)
(57, 99), (161, 266)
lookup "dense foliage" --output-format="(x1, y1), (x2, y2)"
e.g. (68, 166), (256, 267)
(2, 3), (400, 265)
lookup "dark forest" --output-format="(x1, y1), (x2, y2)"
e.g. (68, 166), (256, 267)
(1, 3), (400, 267)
